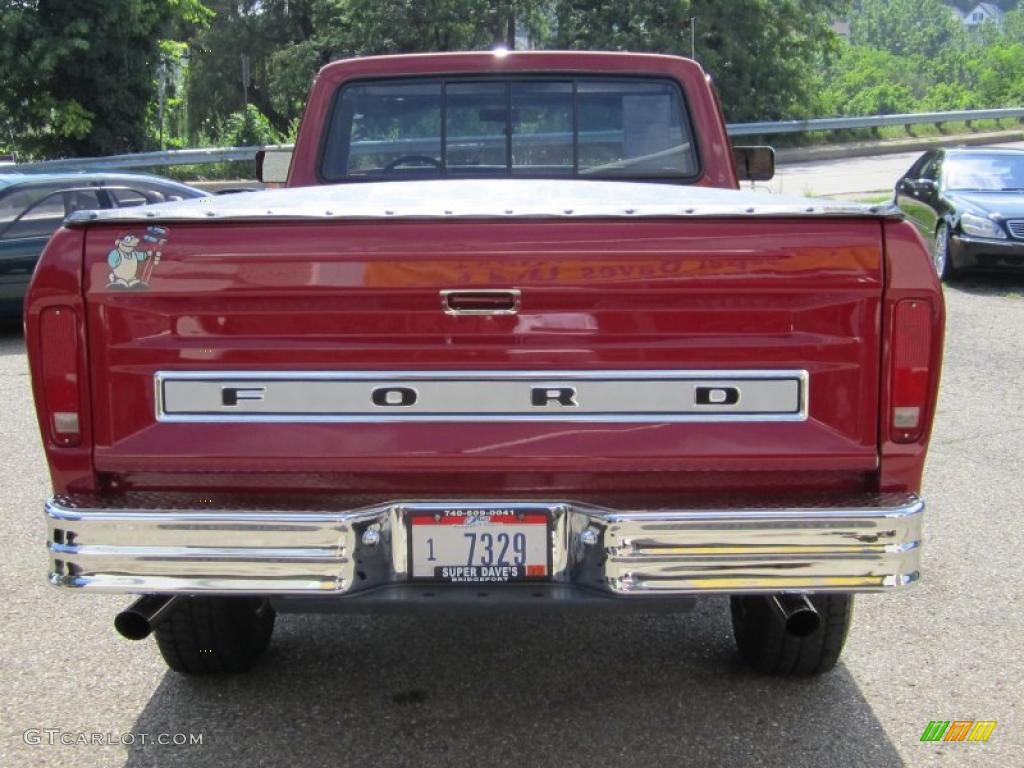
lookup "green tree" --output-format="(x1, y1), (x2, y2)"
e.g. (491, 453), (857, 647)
(849, 0), (965, 59)
(336, 0), (547, 54)
(190, 0), (852, 136)
(554, 0), (694, 53)
(189, 0), (550, 140)
(184, 0), (313, 139)
(0, 0), (208, 158)
(1007, 8), (1024, 37)
(974, 41), (1024, 107)
(553, 0), (849, 122)
(818, 44), (924, 115)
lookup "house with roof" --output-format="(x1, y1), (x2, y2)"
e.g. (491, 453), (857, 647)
(959, 2), (1005, 27)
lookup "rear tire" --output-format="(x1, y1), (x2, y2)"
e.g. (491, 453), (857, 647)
(730, 593), (852, 676)
(154, 596), (275, 674)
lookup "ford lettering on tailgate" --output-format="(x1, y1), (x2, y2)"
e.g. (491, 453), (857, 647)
(157, 370), (807, 422)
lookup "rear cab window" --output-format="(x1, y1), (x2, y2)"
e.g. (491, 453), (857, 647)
(320, 76), (699, 183)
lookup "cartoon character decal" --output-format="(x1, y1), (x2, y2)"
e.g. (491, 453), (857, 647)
(107, 226), (168, 289)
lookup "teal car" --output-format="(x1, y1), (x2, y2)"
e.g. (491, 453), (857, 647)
(0, 172), (206, 318)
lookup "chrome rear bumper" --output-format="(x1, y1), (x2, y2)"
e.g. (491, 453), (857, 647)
(46, 493), (923, 597)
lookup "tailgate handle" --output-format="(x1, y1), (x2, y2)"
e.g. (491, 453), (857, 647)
(441, 289), (520, 315)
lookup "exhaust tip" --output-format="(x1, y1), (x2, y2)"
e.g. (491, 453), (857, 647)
(784, 609), (821, 638)
(769, 594), (822, 638)
(114, 610), (153, 641)
(114, 595), (179, 641)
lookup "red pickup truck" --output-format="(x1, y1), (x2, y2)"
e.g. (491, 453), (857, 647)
(26, 52), (944, 677)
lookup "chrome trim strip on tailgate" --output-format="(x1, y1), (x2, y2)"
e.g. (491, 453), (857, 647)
(155, 369), (808, 423)
(46, 493), (922, 596)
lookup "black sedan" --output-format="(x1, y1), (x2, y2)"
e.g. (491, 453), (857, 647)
(894, 147), (1024, 280)
(0, 172), (207, 318)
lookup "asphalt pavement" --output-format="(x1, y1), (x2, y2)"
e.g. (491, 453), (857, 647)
(2, 274), (1023, 767)
(770, 140), (1024, 197)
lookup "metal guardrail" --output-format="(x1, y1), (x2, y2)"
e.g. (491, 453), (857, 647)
(5, 108), (1023, 173)
(4, 145), (293, 174)
(727, 107), (1024, 137)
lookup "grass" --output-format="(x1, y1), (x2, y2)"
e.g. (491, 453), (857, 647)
(851, 193), (895, 204)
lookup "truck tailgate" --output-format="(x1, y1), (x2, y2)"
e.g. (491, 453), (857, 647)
(82, 217), (883, 492)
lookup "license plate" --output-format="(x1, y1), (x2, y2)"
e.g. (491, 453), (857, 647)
(407, 505), (552, 583)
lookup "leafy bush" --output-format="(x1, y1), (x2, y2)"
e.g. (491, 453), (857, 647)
(844, 83), (916, 116)
(975, 43), (1024, 107)
(918, 82), (977, 112)
(218, 104), (284, 147)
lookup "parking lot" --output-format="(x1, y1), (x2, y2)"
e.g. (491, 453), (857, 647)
(1, 273), (1022, 768)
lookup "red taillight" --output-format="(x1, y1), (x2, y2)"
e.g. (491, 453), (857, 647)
(39, 306), (81, 446)
(890, 299), (933, 443)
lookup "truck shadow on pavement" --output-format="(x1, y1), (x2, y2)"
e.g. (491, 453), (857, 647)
(125, 597), (902, 768)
